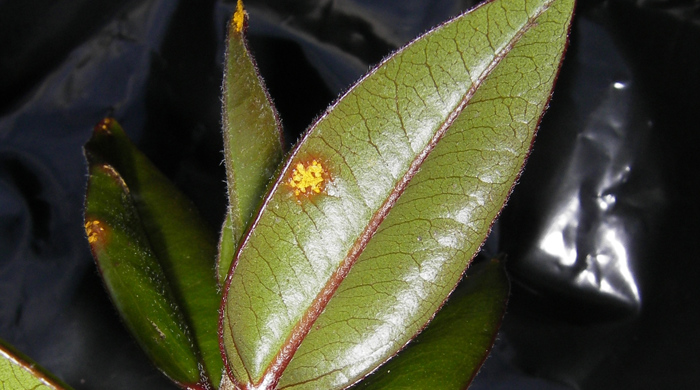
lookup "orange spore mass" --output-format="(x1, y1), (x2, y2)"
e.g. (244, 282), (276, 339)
(287, 159), (327, 198)
(85, 219), (108, 245)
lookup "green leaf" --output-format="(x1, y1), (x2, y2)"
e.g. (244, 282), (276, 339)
(84, 119), (222, 388)
(218, 0), (285, 286)
(0, 339), (71, 390)
(221, 0), (573, 388)
(351, 258), (510, 390)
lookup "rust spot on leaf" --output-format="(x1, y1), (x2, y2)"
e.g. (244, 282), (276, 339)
(287, 158), (329, 199)
(94, 118), (114, 134)
(233, 0), (246, 33)
(85, 219), (108, 245)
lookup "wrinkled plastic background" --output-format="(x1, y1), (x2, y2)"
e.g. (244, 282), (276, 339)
(1, 0), (698, 389)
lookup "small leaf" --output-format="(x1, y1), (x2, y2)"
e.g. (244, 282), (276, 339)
(351, 258), (510, 390)
(84, 157), (200, 386)
(0, 339), (71, 390)
(218, 0), (285, 286)
(221, 0), (573, 388)
(84, 119), (222, 387)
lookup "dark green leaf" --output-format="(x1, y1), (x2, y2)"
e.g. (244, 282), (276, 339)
(221, 0), (573, 388)
(84, 118), (222, 387)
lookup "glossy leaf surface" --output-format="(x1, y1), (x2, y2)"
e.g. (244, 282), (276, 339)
(221, 0), (574, 388)
(218, 0), (285, 286)
(352, 258), (509, 390)
(84, 119), (222, 387)
(0, 339), (70, 390)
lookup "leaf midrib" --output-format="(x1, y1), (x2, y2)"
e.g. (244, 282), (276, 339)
(237, 1), (553, 387)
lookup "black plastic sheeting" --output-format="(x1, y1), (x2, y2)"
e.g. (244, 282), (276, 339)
(1, 0), (698, 389)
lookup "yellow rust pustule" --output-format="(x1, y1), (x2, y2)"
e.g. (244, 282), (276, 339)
(287, 159), (327, 198)
(233, 0), (246, 33)
(94, 118), (114, 134)
(85, 219), (106, 244)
